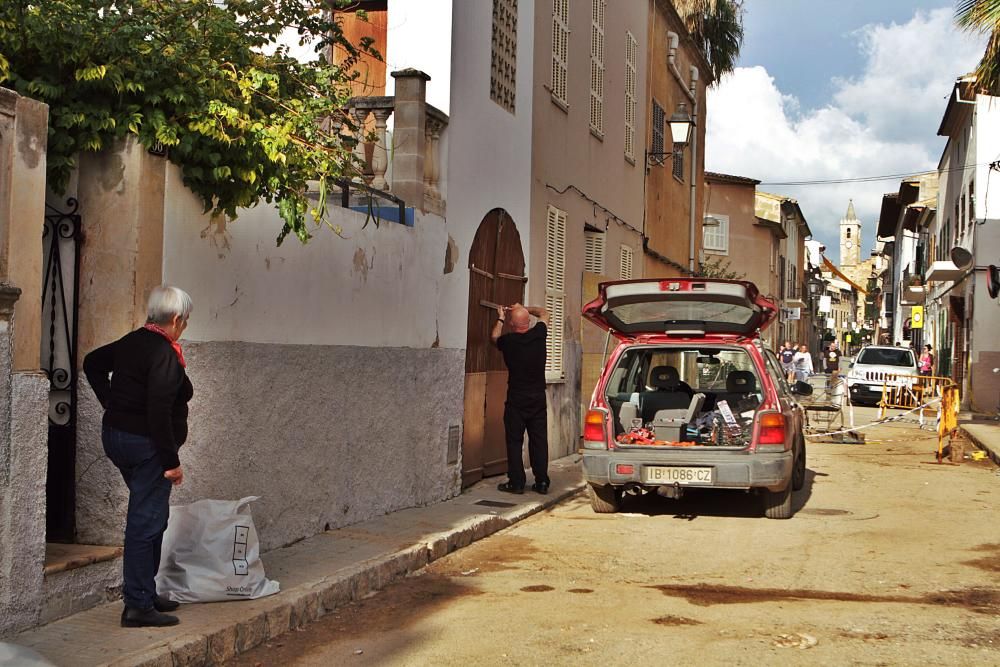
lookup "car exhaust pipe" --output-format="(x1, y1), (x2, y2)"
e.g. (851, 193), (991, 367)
(623, 483), (645, 496)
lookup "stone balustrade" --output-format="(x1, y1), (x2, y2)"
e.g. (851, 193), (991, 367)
(342, 69), (448, 216)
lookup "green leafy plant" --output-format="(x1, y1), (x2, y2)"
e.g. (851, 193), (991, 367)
(0, 0), (381, 244)
(675, 0), (745, 85)
(956, 0), (1000, 95)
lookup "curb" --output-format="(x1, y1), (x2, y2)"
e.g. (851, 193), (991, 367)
(959, 426), (1000, 467)
(104, 484), (583, 667)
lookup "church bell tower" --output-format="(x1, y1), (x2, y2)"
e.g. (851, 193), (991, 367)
(840, 200), (862, 266)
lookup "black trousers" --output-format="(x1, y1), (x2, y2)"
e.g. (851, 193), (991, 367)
(503, 392), (549, 488)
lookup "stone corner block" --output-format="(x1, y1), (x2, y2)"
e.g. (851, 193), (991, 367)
(234, 612), (268, 653)
(206, 624), (238, 665)
(167, 634), (208, 667)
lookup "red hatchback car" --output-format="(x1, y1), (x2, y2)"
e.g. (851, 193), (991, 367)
(581, 278), (812, 519)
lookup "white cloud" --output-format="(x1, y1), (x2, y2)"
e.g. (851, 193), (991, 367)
(705, 8), (985, 263)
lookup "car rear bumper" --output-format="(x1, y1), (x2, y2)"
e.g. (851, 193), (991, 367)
(582, 449), (793, 492)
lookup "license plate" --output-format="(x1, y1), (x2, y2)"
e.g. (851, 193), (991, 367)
(641, 466), (713, 485)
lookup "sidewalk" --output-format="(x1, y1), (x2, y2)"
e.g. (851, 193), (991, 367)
(960, 421), (1000, 465)
(8, 455), (584, 667)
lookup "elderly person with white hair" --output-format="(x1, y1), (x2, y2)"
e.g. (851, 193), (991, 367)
(83, 285), (194, 628)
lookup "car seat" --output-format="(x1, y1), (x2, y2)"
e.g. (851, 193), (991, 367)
(639, 365), (694, 421)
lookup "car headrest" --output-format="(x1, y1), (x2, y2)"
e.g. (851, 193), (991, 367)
(726, 370), (756, 394)
(649, 365), (680, 390)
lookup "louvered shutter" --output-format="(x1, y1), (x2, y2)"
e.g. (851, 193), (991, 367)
(624, 31), (637, 160)
(589, 0), (605, 133)
(584, 231), (605, 273)
(702, 213), (729, 253)
(551, 0), (569, 105)
(619, 245), (633, 280)
(545, 205), (566, 378)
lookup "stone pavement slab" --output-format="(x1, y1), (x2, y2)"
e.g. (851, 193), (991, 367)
(7, 455), (584, 667)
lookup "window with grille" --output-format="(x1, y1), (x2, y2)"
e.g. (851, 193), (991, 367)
(545, 205), (567, 379)
(490, 0), (518, 114)
(584, 231), (605, 274)
(651, 100), (664, 159)
(624, 31), (637, 160)
(619, 245), (633, 280)
(589, 0), (606, 134)
(550, 0), (569, 106)
(702, 213), (729, 254)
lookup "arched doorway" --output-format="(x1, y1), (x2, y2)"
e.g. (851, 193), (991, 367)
(462, 209), (526, 487)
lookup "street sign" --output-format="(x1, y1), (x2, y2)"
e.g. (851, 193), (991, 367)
(818, 295), (832, 313)
(846, 333), (852, 342)
(911, 305), (924, 329)
(781, 306), (800, 321)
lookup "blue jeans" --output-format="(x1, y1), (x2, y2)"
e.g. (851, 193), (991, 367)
(102, 425), (172, 610)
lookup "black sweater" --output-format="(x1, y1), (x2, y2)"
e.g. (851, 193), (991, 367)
(83, 328), (193, 471)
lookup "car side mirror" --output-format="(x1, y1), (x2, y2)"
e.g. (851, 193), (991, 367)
(791, 381), (813, 396)
(849, 362), (855, 368)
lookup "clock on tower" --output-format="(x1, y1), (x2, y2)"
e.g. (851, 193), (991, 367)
(840, 200), (861, 266)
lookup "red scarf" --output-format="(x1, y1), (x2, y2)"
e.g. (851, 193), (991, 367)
(144, 323), (186, 368)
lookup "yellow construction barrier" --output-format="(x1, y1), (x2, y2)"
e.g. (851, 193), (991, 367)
(937, 384), (960, 462)
(879, 374), (956, 420)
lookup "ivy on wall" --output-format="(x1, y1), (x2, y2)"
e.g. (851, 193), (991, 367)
(0, 0), (380, 244)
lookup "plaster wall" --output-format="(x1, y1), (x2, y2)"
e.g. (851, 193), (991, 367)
(704, 180), (773, 294)
(0, 90), (48, 372)
(529, 0), (647, 457)
(161, 164), (462, 348)
(644, 0), (708, 276)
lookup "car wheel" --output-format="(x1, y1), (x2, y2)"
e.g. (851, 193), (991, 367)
(762, 483), (793, 519)
(586, 483), (621, 514)
(792, 438), (807, 491)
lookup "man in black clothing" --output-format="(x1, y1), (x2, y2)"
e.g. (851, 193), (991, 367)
(492, 302), (551, 494)
(825, 341), (841, 375)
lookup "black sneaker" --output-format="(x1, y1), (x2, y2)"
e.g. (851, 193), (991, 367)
(532, 481), (550, 495)
(497, 482), (525, 494)
(153, 594), (180, 612)
(121, 606), (180, 628)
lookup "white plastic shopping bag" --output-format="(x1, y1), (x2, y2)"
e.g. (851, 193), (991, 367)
(156, 496), (280, 603)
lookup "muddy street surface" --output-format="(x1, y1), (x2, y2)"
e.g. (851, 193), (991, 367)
(231, 409), (1000, 666)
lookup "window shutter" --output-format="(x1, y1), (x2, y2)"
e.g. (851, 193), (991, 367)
(584, 231), (605, 273)
(702, 213), (729, 254)
(619, 245), (633, 280)
(545, 205), (567, 379)
(651, 101), (664, 159)
(589, 0), (606, 133)
(624, 31), (637, 160)
(551, 0), (569, 105)
(672, 144), (684, 180)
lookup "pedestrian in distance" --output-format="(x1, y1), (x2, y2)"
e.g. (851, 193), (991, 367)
(83, 286), (194, 628)
(491, 302), (551, 495)
(792, 344), (814, 383)
(779, 340), (796, 383)
(825, 340), (841, 375)
(918, 344), (934, 377)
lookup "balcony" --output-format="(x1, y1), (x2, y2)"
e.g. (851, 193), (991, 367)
(331, 69), (449, 218)
(925, 260), (964, 282)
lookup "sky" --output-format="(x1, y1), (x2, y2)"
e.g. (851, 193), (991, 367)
(704, 0), (988, 265)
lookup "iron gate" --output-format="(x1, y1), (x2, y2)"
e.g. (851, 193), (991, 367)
(42, 198), (81, 543)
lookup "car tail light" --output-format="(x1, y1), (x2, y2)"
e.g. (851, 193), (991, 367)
(756, 412), (786, 449)
(583, 409), (607, 448)
(615, 464), (634, 475)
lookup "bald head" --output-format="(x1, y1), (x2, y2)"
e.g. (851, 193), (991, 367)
(509, 305), (531, 333)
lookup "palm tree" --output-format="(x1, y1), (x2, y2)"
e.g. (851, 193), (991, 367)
(955, 0), (1000, 95)
(674, 0), (745, 85)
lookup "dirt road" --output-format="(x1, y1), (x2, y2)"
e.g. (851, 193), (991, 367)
(231, 409), (999, 666)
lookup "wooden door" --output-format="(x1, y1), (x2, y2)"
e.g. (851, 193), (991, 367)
(462, 209), (526, 487)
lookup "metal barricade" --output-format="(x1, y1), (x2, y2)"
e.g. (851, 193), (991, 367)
(878, 374), (957, 423)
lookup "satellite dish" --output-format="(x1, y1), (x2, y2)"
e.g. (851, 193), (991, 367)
(950, 246), (973, 270)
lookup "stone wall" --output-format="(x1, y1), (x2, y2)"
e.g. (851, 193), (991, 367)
(0, 288), (50, 638)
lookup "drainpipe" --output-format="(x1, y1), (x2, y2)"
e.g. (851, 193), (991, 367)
(667, 31), (699, 273)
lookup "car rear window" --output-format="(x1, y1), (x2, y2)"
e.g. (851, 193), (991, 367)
(857, 348), (915, 367)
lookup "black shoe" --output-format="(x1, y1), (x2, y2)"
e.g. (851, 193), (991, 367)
(121, 606), (180, 628)
(153, 594), (179, 612)
(497, 482), (525, 494)
(532, 481), (550, 495)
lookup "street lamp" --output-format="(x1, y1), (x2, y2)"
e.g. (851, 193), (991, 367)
(645, 103), (692, 166)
